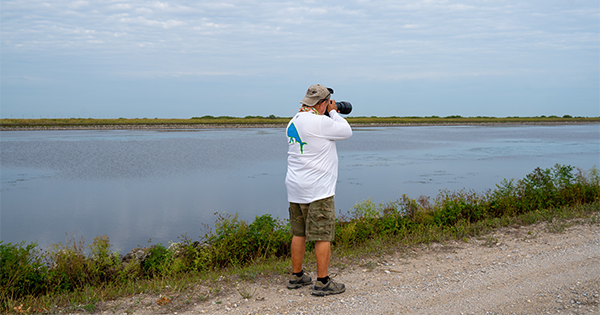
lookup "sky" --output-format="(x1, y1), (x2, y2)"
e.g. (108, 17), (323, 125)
(1, 0), (598, 119)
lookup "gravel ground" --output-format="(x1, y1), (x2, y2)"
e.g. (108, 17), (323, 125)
(94, 220), (599, 315)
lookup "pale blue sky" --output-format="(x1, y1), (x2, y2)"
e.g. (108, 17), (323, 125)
(1, 0), (598, 118)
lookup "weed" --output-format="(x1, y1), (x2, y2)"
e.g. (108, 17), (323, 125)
(547, 219), (570, 234)
(363, 261), (377, 272)
(81, 303), (96, 312)
(210, 284), (222, 295)
(522, 230), (539, 241)
(238, 270), (258, 281)
(482, 236), (499, 247)
(236, 286), (256, 299)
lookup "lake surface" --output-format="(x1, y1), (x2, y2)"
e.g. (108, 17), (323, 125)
(1, 124), (598, 253)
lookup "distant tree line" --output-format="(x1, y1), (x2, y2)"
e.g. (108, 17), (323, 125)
(189, 114), (585, 119)
(191, 114), (280, 119)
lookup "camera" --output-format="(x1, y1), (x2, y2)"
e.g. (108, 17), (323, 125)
(334, 101), (352, 115)
(325, 87), (352, 116)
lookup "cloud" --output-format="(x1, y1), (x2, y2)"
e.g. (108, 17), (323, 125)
(109, 3), (132, 10)
(118, 16), (186, 28)
(1, 0), (598, 117)
(67, 0), (89, 9)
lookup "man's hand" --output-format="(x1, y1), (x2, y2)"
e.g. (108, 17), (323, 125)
(326, 99), (338, 113)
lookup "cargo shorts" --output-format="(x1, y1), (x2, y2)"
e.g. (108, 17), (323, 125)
(289, 196), (335, 242)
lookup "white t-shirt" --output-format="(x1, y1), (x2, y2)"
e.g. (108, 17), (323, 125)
(285, 110), (353, 204)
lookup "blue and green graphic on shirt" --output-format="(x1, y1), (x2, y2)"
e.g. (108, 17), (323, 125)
(287, 122), (307, 154)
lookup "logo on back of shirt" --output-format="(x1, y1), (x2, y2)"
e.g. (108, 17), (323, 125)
(287, 122), (307, 154)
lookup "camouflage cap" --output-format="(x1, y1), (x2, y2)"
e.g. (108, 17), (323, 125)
(300, 84), (331, 106)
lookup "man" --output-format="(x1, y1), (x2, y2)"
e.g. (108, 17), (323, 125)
(285, 84), (353, 296)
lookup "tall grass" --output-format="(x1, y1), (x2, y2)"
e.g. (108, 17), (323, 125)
(1, 164), (598, 312)
(0, 116), (597, 128)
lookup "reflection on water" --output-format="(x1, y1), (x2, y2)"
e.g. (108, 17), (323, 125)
(1, 125), (598, 252)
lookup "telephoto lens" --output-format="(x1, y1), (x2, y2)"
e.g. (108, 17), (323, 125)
(324, 87), (352, 116)
(335, 101), (352, 115)
(325, 101), (352, 117)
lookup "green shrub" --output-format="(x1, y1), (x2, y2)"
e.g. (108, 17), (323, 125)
(0, 241), (48, 303)
(116, 259), (142, 282)
(205, 213), (252, 267)
(88, 235), (120, 284)
(351, 199), (381, 219)
(247, 214), (290, 259)
(46, 234), (89, 292)
(201, 213), (291, 268)
(142, 244), (172, 278)
(332, 164), (599, 248)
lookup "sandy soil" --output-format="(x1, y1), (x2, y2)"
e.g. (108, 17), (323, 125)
(86, 219), (600, 315)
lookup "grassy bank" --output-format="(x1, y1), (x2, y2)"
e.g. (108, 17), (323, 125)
(1, 164), (599, 313)
(0, 115), (598, 129)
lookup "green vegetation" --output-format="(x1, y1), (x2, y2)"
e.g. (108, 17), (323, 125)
(0, 116), (290, 128)
(1, 164), (598, 313)
(0, 115), (597, 128)
(345, 115), (598, 125)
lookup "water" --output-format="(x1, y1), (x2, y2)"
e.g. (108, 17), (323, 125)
(1, 124), (598, 253)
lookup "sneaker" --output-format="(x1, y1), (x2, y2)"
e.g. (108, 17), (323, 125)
(287, 273), (312, 289)
(310, 278), (346, 296)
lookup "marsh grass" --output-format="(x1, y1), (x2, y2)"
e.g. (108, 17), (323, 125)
(0, 117), (290, 127)
(1, 164), (598, 313)
(0, 116), (597, 128)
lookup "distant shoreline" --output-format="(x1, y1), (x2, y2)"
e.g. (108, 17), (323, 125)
(1, 121), (598, 131)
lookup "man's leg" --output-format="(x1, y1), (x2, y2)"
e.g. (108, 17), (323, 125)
(311, 239), (344, 296)
(288, 235), (312, 289)
(309, 197), (345, 296)
(314, 241), (330, 278)
(291, 236), (306, 273)
(287, 203), (312, 289)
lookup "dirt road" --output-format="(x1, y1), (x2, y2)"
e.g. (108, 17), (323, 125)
(97, 220), (599, 314)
